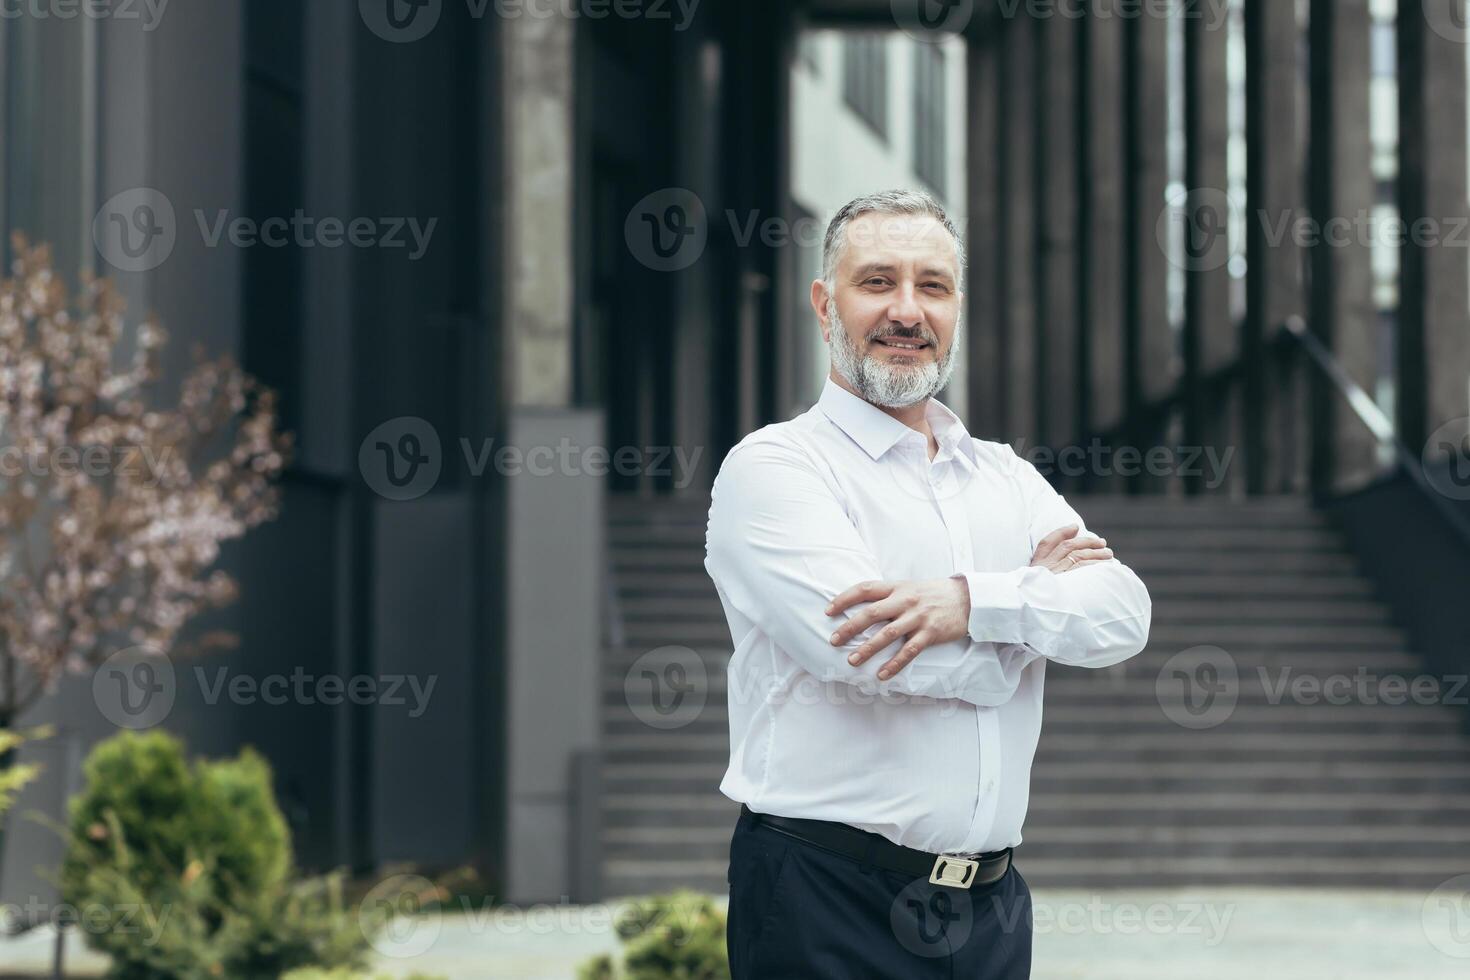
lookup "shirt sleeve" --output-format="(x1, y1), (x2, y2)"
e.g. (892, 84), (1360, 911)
(704, 437), (1040, 708)
(952, 444), (1152, 669)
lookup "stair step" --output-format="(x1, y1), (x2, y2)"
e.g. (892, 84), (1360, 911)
(613, 571), (1377, 598)
(597, 493), (1470, 894)
(613, 596), (1395, 624)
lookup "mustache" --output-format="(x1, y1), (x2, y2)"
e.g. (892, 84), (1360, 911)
(867, 325), (939, 346)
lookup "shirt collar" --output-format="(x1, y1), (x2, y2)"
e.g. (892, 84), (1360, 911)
(816, 377), (977, 466)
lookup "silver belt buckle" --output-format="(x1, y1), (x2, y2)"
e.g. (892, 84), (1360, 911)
(929, 854), (980, 888)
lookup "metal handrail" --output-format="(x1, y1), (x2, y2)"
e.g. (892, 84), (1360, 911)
(1276, 315), (1470, 545)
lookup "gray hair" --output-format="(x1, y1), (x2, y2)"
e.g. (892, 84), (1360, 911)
(820, 189), (966, 286)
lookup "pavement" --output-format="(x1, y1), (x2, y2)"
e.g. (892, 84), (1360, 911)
(2, 887), (1467, 979)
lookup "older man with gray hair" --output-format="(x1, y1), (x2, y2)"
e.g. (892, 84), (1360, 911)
(704, 189), (1152, 978)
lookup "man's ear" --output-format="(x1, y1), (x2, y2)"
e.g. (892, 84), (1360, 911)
(810, 279), (832, 343)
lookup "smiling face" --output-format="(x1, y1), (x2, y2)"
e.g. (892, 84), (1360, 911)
(813, 209), (965, 409)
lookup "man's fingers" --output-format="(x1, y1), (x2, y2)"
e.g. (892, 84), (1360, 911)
(847, 611), (924, 665)
(1031, 524), (1080, 562)
(1058, 548), (1113, 568)
(1056, 534), (1106, 555)
(826, 580), (895, 618)
(878, 629), (934, 680)
(829, 595), (905, 647)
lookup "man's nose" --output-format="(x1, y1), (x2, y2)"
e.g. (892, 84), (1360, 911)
(886, 284), (924, 328)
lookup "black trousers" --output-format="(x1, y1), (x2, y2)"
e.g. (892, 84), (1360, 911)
(726, 806), (1034, 979)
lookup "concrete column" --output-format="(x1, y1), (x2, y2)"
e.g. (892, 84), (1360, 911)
(1124, 8), (1174, 489)
(500, 12), (603, 901)
(1244, 0), (1306, 493)
(966, 30), (1005, 438)
(1398, 0), (1470, 458)
(1082, 4), (1127, 444)
(1308, 0), (1380, 494)
(1035, 12), (1081, 454)
(505, 12), (576, 408)
(1000, 16), (1039, 447)
(1182, 3), (1233, 493)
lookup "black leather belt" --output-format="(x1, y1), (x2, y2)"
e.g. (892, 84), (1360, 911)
(741, 804), (1012, 889)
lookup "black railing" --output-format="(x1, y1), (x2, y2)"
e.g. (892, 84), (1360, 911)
(1276, 315), (1470, 546)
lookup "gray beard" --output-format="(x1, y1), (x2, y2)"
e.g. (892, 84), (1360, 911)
(826, 302), (961, 409)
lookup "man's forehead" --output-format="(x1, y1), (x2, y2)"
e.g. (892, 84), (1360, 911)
(839, 212), (956, 267)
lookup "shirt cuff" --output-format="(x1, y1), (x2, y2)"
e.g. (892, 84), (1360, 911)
(951, 569), (1028, 645)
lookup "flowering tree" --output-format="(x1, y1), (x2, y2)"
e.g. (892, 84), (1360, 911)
(0, 234), (290, 728)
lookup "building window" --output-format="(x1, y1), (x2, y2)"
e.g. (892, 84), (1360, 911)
(843, 33), (888, 139)
(913, 44), (946, 196)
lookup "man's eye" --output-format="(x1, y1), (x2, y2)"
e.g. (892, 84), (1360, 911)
(865, 278), (889, 287)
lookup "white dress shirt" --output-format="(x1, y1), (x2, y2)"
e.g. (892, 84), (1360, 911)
(704, 378), (1152, 855)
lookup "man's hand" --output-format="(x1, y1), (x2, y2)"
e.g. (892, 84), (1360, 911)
(825, 526), (1114, 680)
(825, 578), (971, 680)
(1030, 525), (1112, 573)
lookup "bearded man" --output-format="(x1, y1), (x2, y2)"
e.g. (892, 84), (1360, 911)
(704, 189), (1152, 979)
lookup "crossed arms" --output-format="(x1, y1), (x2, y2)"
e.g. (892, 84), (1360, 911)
(703, 439), (1152, 708)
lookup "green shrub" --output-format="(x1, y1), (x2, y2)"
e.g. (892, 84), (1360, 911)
(280, 970), (445, 980)
(580, 891), (729, 980)
(0, 726), (50, 825)
(60, 730), (377, 980)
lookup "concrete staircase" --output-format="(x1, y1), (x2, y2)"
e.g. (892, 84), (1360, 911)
(600, 493), (1470, 896)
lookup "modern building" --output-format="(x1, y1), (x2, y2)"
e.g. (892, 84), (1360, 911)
(2, 0), (1468, 909)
